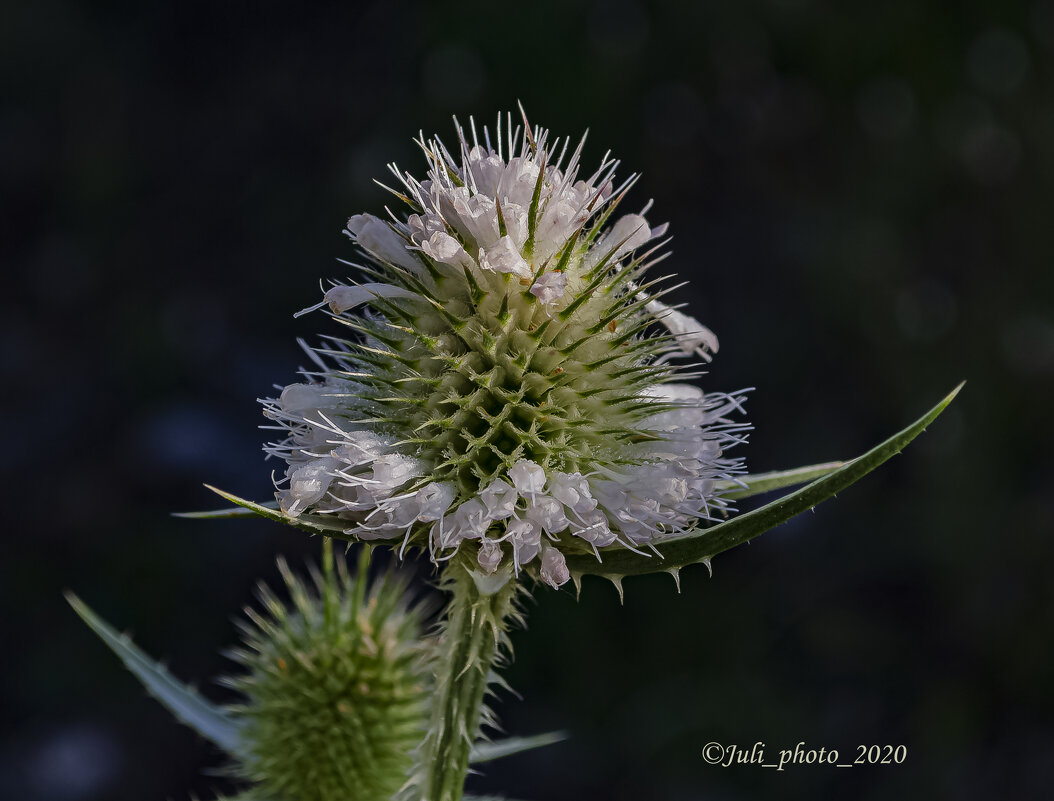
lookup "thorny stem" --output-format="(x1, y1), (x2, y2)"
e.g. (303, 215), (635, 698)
(419, 559), (519, 801)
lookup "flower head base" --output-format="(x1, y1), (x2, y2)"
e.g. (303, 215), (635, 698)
(262, 112), (749, 587)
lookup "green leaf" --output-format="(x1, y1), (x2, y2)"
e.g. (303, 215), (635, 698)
(717, 461), (847, 500)
(66, 592), (245, 755)
(176, 485), (360, 541)
(566, 382), (963, 580)
(469, 731), (567, 764)
(174, 500), (280, 520)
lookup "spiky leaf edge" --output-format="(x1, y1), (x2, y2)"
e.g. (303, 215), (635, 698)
(65, 592), (246, 755)
(564, 382), (964, 586)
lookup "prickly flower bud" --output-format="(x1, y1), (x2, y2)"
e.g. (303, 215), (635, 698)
(223, 555), (430, 801)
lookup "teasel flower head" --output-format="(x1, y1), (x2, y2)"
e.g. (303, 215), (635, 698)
(261, 111), (750, 589)
(222, 553), (430, 801)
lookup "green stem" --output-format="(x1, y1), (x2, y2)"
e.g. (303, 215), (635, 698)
(420, 560), (518, 801)
(321, 536), (335, 631)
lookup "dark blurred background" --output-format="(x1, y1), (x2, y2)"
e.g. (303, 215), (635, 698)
(4, 0), (1053, 799)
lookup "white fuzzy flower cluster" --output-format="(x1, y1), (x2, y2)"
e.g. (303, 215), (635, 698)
(262, 112), (748, 588)
(297, 122), (719, 356)
(404, 142), (631, 282)
(265, 376), (746, 588)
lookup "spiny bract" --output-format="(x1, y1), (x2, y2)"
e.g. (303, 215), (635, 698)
(222, 554), (430, 801)
(262, 111), (749, 588)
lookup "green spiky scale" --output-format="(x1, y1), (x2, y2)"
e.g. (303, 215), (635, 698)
(461, 266), (485, 309)
(496, 294), (517, 326)
(525, 318), (552, 341)
(494, 196), (509, 238)
(523, 153), (547, 259)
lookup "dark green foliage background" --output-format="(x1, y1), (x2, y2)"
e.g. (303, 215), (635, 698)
(3, 1), (1052, 799)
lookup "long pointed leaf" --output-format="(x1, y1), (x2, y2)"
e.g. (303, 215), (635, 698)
(180, 485), (361, 541)
(174, 499), (279, 520)
(566, 382), (963, 579)
(717, 461), (846, 500)
(66, 592), (244, 755)
(469, 731), (567, 764)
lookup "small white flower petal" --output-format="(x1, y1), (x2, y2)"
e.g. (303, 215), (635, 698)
(477, 539), (503, 574)
(451, 192), (499, 247)
(533, 199), (581, 264)
(549, 472), (598, 514)
(322, 283), (418, 314)
(529, 271), (567, 306)
(607, 213), (652, 256)
(573, 508), (618, 547)
(287, 460), (336, 509)
(478, 236), (531, 278)
(501, 157), (541, 208)
(431, 514), (463, 550)
(502, 202), (530, 248)
(385, 498), (421, 528)
(507, 518), (542, 567)
(639, 384), (707, 430)
(480, 479), (518, 520)
(346, 213), (420, 271)
(407, 212), (445, 241)
(466, 149), (505, 197)
(509, 460), (546, 497)
(526, 495), (570, 535)
(279, 383), (341, 413)
(416, 482), (456, 522)
(453, 499), (489, 540)
(586, 213), (651, 268)
(371, 454), (421, 492)
(652, 476), (689, 505)
(646, 299), (720, 359)
(420, 231), (471, 267)
(539, 543), (570, 588)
